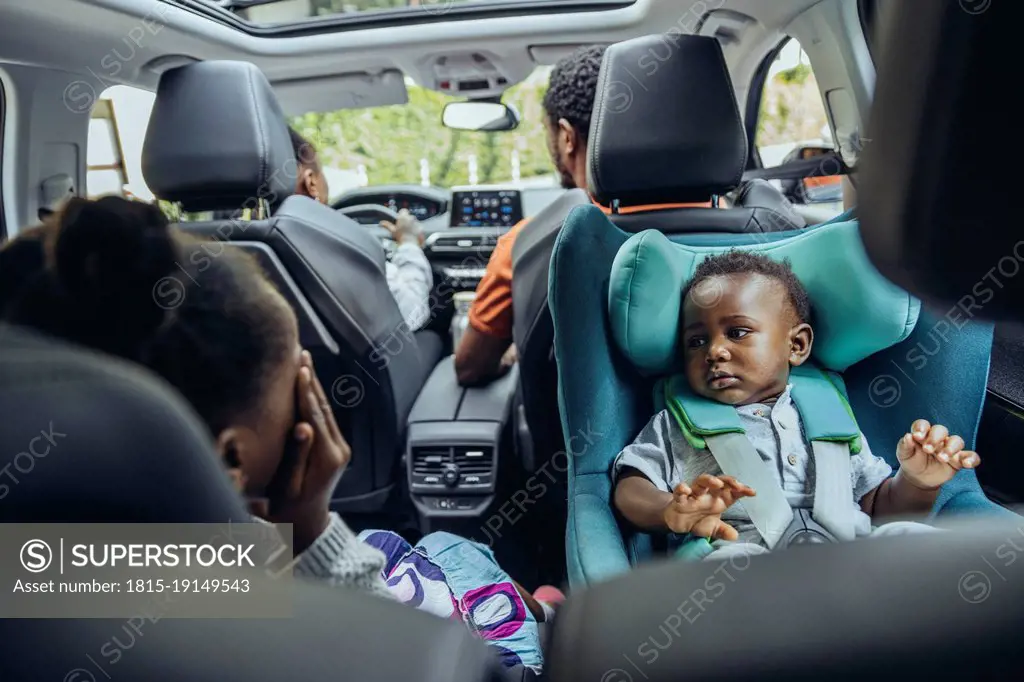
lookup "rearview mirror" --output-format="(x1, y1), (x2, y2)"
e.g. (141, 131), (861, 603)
(441, 101), (520, 132)
(783, 145), (843, 204)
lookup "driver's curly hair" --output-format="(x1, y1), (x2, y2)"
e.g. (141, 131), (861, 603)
(542, 44), (607, 141)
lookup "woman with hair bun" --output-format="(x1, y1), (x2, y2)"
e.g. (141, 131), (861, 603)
(0, 196), (560, 674)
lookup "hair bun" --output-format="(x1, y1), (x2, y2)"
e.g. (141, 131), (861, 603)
(50, 196), (181, 358)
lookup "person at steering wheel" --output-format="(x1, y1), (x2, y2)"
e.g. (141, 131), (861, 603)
(289, 128), (435, 332)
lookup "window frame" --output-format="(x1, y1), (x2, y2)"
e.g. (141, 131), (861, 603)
(745, 36), (835, 171)
(743, 37), (846, 212)
(0, 74), (6, 240)
(744, 37), (790, 171)
(165, 0), (635, 38)
(87, 98), (129, 199)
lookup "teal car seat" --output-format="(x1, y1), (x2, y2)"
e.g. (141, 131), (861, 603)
(550, 33), (1016, 587)
(551, 204), (1018, 588)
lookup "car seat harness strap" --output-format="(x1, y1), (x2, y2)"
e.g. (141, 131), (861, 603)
(665, 365), (861, 549)
(703, 431), (794, 549)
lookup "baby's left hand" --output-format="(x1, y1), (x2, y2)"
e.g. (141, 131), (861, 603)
(896, 419), (980, 490)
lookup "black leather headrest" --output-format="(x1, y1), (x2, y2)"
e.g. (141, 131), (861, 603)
(142, 61), (296, 212)
(587, 34), (748, 206)
(859, 0), (1020, 321)
(0, 324), (250, 523)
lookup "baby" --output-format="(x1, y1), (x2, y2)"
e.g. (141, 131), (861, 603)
(612, 250), (980, 559)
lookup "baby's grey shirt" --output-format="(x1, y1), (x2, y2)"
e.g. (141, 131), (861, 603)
(612, 384), (893, 546)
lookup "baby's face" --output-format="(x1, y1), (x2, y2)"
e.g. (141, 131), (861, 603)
(681, 273), (808, 406)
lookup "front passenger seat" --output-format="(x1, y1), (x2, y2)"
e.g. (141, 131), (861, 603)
(588, 34), (807, 236)
(142, 60), (438, 519)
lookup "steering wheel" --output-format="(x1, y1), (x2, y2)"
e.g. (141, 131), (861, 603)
(336, 203), (399, 225)
(336, 204), (400, 261)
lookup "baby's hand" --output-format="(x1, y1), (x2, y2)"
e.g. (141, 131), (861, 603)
(662, 474), (756, 541)
(896, 419), (980, 490)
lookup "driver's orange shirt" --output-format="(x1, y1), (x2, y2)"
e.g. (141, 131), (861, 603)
(467, 197), (711, 340)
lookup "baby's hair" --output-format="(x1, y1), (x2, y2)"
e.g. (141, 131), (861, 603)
(0, 196), (294, 435)
(681, 250), (812, 324)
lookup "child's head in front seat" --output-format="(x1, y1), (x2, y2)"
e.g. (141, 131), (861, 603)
(679, 250), (815, 406)
(290, 127), (330, 205)
(0, 196), (309, 499)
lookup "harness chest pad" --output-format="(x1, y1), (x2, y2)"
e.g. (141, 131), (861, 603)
(661, 365), (861, 453)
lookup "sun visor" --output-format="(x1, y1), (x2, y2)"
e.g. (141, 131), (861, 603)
(858, 0), (1020, 321)
(272, 69), (408, 115)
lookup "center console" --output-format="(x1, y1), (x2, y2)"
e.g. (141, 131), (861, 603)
(406, 356), (519, 519)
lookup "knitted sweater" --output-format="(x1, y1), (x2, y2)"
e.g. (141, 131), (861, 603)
(287, 512), (394, 602)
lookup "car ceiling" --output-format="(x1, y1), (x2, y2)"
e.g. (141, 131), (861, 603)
(0, 0), (820, 104)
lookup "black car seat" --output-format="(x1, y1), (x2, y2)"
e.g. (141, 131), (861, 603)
(732, 177), (808, 228)
(0, 323), (251, 523)
(0, 324), (512, 682)
(509, 34), (805, 582)
(141, 60), (442, 519)
(588, 34), (807, 235)
(543, 518), (1024, 682)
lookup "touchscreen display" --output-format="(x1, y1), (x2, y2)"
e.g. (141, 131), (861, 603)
(450, 189), (523, 227)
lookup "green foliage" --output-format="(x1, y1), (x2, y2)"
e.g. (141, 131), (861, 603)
(288, 78), (553, 189)
(287, 55), (827, 188)
(755, 66), (829, 150)
(776, 63), (812, 85)
(157, 200), (183, 222)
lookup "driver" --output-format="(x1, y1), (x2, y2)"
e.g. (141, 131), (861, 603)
(454, 45), (708, 386)
(289, 127), (434, 332)
(452, 46), (608, 385)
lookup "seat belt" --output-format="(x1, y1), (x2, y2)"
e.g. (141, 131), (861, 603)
(664, 367), (861, 549)
(810, 441), (857, 542)
(741, 152), (850, 182)
(704, 432), (794, 550)
(705, 435), (857, 547)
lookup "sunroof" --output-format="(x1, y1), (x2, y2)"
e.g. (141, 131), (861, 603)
(194, 0), (634, 32)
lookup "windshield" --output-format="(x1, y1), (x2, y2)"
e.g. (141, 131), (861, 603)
(289, 68), (557, 193)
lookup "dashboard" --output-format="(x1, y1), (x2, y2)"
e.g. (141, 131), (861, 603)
(330, 183), (567, 283)
(331, 184), (563, 229)
(332, 186), (449, 225)
(329, 183), (570, 296)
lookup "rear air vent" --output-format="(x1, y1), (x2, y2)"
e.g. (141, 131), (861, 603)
(411, 446), (448, 488)
(408, 445), (495, 491)
(453, 446), (492, 474)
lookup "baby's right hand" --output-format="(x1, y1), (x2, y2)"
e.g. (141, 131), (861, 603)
(662, 474), (756, 541)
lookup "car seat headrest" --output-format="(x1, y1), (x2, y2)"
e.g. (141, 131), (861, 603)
(142, 61), (295, 213)
(587, 34), (747, 207)
(607, 214), (920, 375)
(0, 324), (251, 523)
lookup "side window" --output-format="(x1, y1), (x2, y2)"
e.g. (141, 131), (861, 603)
(88, 85), (157, 203)
(87, 99), (129, 198)
(753, 39), (843, 212)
